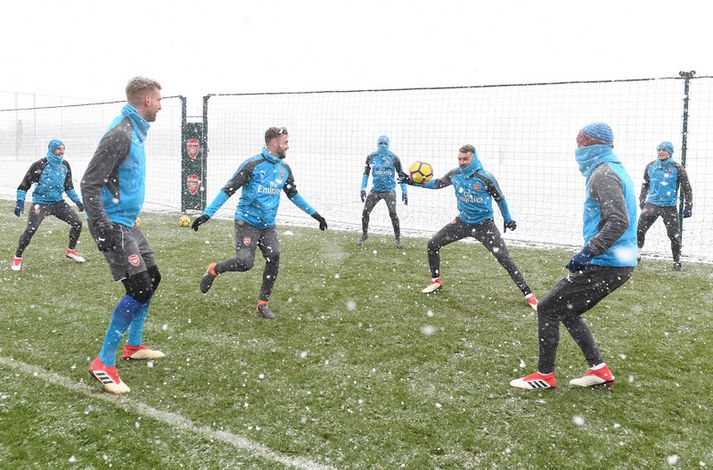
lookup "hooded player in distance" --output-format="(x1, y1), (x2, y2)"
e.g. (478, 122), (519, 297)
(358, 135), (408, 249)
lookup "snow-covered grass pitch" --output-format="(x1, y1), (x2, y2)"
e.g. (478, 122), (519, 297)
(1, 202), (711, 468)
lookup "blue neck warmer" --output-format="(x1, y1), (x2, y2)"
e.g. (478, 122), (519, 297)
(121, 104), (150, 141)
(262, 146), (283, 162)
(46, 139), (64, 166)
(376, 143), (390, 155)
(655, 156), (674, 169)
(459, 150), (484, 175)
(575, 145), (621, 179)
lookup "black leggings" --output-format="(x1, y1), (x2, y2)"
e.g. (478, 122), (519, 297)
(16, 201), (82, 257)
(536, 265), (633, 374)
(637, 204), (681, 262)
(362, 190), (400, 238)
(427, 217), (531, 295)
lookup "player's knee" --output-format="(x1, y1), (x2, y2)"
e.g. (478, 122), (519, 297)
(122, 271), (154, 304)
(427, 239), (441, 252)
(265, 252), (281, 266)
(236, 253), (255, 271)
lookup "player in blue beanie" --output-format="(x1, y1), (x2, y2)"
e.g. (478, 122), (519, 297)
(636, 141), (693, 270)
(512, 122), (637, 390)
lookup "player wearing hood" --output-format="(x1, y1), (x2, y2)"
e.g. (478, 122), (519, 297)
(511, 122), (637, 390)
(81, 77), (164, 394)
(399, 144), (538, 310)
(191, 127), (328, 320)
(11, 139), (85, 271)
(358, 135), (408, 248)
(636, 141), (693, 271)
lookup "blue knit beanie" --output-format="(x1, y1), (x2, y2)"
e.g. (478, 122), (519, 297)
(580, 122), (614, 146)
(657, 141), (674, 156)
(377, 135), (390, 147)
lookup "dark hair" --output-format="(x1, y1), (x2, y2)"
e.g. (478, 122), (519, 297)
(125, 77), (162, 104)
(265, 127), (288, 144)
(459, 144), (476, 154)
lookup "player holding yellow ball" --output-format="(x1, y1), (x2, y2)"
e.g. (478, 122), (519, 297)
(399, 144), (538, 310)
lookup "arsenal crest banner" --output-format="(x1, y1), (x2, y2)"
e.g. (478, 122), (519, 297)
(181, 122), (206, 211)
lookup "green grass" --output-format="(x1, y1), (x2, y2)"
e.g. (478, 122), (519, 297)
(1, 201), (712, 468)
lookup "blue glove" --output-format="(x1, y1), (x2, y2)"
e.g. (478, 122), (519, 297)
(76, 201), (85, 212)
(14, 200), (24, 217)
(397, 172), (414, 185)
(504, 220), (517, 232)
(360, 190), (366, 203)
(402, 193), (408, 205)
(683, 207), (692, 218)
(566, 246), (593, 273)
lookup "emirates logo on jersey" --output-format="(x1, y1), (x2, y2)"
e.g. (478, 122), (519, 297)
(128, 254), (140, 267)
(243, 236), (252, 246)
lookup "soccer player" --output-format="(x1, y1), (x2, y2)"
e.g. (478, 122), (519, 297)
(511, 122), (637, 390)
(636, 141), (693, 271)
(81, 77), (165, 394)
(399, 144), (538, 310)
(11, 139), (85, 271)
(358, 135), (408, 249)
(191, 127), (328, 319)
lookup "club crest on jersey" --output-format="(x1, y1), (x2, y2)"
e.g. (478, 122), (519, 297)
(668, 167), (674, 173)
(279, 170), (285, 179)
(474, 183), (481, 191)
(187, 138), (201, 159)
(243, 236), (252, 246)
(128, 254), (141, 267)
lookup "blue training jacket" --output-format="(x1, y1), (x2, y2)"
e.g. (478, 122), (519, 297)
(576, 144), (638, 267)
(81, 104), (150, 228)
(203, 147), (316, 229)
(361, 146), (407, 194)
(640, 157), (692, 208)
(420, 150), (513, 225)
(17, 142), (82, 206)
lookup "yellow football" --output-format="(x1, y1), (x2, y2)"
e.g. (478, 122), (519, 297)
(409, 161), (434, 184)
(179, 215), (191, 227)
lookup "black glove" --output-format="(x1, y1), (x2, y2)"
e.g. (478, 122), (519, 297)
(191, 214), (210, 231)
(312, 212), (328, 231)
(566, 246), (593, 273)
(504, 220), (517, 232)
(402, 193), (408, 205)
(14, 200), (24, 217)
(360, 190), (366, 203)
(397, 172), (414, 185)
(683, 207), (692, 218)
(76, 201), (85, 212)
(94, 226), (119, 252)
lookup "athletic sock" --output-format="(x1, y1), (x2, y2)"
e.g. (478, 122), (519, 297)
(126, 299), (151, 347)
(590, 362), (607, 371)
(99, 295), (143, 366)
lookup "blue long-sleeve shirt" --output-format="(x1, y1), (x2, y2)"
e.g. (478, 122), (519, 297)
(639, 158), (692, 210)
(17, 152), (82, 206)
(204, 147), (316, 229)
(361, 148), (407, 195)
(419, 154), (512, 225)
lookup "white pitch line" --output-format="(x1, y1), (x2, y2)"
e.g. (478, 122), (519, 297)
(0, 356), (334, 470)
